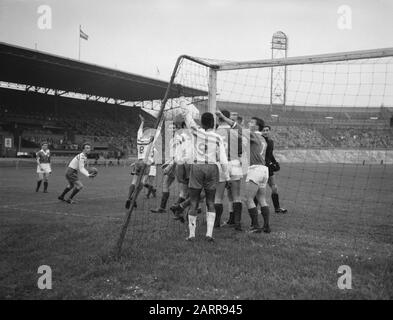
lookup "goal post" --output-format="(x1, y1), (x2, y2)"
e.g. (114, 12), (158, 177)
(114, 47), (393, 256)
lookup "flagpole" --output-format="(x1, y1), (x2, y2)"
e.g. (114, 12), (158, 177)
(78, 24), (81, 61)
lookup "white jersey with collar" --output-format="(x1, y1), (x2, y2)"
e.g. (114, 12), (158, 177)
(68, 152), (89, 177)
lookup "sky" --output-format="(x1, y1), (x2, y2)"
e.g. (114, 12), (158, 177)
(1, 0), (392, 81)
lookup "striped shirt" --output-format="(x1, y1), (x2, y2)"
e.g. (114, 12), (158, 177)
(184, 113), (228, 166)
(68, 153), (89, 177)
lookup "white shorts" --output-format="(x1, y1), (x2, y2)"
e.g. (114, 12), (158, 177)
(218, 160), (243, 182)
(37, 163), (51, 174)
(149, 165), (157, 177)
(245, 165), (268, 189)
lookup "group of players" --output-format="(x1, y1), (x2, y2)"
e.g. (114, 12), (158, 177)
(34, 106), (287, 242)
(124, 106), (287, 242)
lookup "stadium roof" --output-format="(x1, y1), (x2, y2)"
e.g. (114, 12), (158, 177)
(0, 42), (205, 102)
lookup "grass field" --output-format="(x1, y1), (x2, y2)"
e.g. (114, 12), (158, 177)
(0, 161), (392, 299)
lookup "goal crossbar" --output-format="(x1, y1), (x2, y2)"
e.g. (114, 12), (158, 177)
(181, 47), (393, 71)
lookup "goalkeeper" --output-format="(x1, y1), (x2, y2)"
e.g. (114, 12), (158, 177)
(261, 125), (287, 214)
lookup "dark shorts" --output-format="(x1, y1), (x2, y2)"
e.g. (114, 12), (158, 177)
(133, 159), (150, 176)
(164, 162), (177, 179)
(188, 164), (219, 190)
(66, 167), (79, 186)
(176, 163), (191, 184)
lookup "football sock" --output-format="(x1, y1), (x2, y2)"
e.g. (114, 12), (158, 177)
(227, 212), (234, 224)
(272, 193), (280, 210)
(214, 203), (223, 227)
(43, 181), (48, 192)
(233, 202), (242, 228)
(160, 192), (170, 209)
(261, 206), (270, 228)
(36, 180), (42, 192)
(146, 184), (152, 197)
(69, 188), (80, 199)
(188, 215), (197, 238)
(227, 202), (234, 224)
(248, 207), (260, 228)
(206, 211), (216, 237)
(60, 186), (71, 198)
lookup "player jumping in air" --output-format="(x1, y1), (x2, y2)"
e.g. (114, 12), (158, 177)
(125, 114), (155, 209)
(35, 142), (52, 193)
(217, 111), (271, 233)
(261, 125), (287, 214)
(58, 142), (96, 204)
(182, 108), (229, 242)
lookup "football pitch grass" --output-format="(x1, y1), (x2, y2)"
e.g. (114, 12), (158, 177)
(0, 162), (392, 299)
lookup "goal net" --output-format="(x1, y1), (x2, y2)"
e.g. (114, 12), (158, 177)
(116, 48), (393, 255)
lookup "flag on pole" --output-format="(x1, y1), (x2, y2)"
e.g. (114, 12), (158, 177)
(80, 26), (89, 41)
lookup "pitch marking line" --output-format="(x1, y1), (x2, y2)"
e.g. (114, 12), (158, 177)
(1, 205), (123, 221)
(0, 194), (124, 208)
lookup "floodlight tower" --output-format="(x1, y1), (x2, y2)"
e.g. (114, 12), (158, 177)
(270, 31), (288, 111)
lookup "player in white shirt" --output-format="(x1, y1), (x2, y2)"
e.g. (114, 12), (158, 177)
(169, 121), (200, 222)
(58, 143), (95, 204)
(125, 114), (155, 209)
(182, 109), (229, 242)
(35, 142), (52, 193)
(145, 146), (158, 198)
(151, 119), (183, 213)
(214, 110), (246, 228)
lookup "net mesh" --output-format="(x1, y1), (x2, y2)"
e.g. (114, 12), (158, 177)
(123, 52), (393, 253)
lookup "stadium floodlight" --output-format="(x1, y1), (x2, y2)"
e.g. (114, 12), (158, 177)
(114, 46), (393, 256)
(370, 117), (378, 120)
(325, 116), (334, 119)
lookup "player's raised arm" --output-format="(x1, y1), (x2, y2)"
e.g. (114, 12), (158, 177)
(137, 114), (145, 139)
(215, 110), (237, 129)
(182, 110), (199, 132)
(217, 136), (230, 181)
(216, 110), (256, 143)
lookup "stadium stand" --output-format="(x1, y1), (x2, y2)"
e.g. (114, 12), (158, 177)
(0, 88), (155, 157)
(1, 89), (393, 156)
(0, 42), (392, 157)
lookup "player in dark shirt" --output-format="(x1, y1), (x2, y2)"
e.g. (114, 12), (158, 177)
(261, 126), (287, 214)
(35, 142), (52, 193)
(216, 111), (271, 233)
